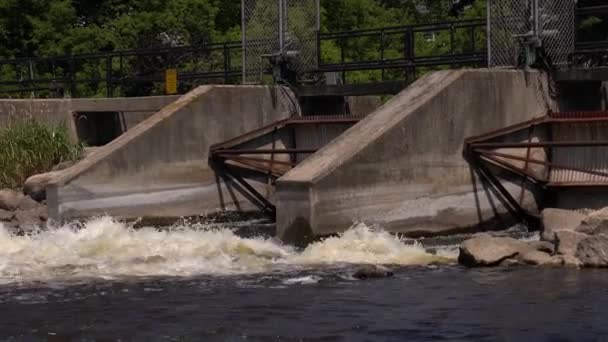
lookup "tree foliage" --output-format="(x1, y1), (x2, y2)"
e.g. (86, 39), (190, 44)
(0, 0), (244, 59)
(0, 0), (490, 96)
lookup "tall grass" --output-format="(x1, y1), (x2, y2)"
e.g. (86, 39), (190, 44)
(0, 120), (83, 189)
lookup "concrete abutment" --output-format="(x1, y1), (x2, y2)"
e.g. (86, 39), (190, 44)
(276, 69), (556, 242)
(46, 85), (298, 221)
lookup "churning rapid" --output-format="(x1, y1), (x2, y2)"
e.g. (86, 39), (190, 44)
(0, 217), (453, 284)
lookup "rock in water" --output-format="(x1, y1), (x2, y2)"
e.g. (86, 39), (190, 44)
(18, 196), (41, 211)
(0, 209), (14, 222)
(458, 233), (532, 267)
(576, 208), (608, 236)
(529, 240), (555, 254)
(0, 189), (23, 211)
(576, 234), (608, 267)
(555, 230), (588, 257)
(563, 255), (583, 268)
(541, 208), (585, 243)
(499, 258), (522, 267)
(23, 171), (63, 202)
(15, 207), (46, 227)
(352, 265), (394, 280)
(518, 250), (562, 266)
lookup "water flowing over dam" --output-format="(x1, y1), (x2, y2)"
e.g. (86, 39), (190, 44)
(0, 218), (451, 285)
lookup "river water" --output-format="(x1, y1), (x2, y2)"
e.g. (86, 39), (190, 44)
(0, 217), (607, 341)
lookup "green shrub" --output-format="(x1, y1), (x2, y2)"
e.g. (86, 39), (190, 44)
(0, 120), (83, 189)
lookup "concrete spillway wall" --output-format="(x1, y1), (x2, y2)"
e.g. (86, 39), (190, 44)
(276, 69), (556, 242)
(47, 86), (296, 221)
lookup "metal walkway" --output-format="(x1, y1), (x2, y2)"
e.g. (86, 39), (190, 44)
(464, 111), (608, 224)
(209, 115), (362, 215)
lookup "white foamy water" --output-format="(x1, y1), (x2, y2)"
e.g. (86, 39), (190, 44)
(0, 217), (452, 284)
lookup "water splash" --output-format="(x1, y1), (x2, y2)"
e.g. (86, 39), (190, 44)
(292, 223), (445, 266)
(0, 217), (452, 284)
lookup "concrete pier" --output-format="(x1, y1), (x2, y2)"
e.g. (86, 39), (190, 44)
(46, 86), (297, 221)
(276, 69), (556, 243)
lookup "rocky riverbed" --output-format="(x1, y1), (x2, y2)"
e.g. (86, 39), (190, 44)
(0, 148), (101, 233)
(458, 208), (608, 268)
(0, 188), (47, 232)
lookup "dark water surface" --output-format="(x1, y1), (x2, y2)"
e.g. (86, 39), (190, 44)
(1, 266), (607, 341)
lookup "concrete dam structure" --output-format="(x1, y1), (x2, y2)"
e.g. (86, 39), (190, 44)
(277, 69), (556, 242)
(46, 86), (299, 220)
(3, 68), (603, 244)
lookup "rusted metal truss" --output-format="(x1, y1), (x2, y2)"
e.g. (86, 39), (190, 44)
(464, 111), (608, 224)
(209, 115), (362, 215)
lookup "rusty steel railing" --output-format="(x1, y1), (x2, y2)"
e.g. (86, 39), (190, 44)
(209, 115), (362, 215)
(464, 110), (608, 224)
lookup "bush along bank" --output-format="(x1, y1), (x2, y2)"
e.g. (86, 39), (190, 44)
(0, 120), (82, 189)
(0, 120), (84, 232)
(458, 208), (608, 268)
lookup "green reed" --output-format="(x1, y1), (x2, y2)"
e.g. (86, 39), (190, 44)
(0, 120), (83, 189)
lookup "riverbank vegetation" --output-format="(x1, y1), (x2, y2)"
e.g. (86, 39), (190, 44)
(0, 120), (82, 188)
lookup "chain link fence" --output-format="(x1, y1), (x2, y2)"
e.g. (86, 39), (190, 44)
(488, 0), (575, 69)
(241, 0), (319, 84)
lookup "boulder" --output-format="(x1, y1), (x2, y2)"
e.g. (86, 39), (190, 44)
(529, 240), (555, 254)
(555, 230), (588, 256)
(576, 208), (608, 236)
(14, 208), (46, 227)
(518, 250), (562, 266)
(38, 207), (48, 222)
(0, 189), (24, 211)
(562, 255), (583, 268)
(458, 233), (532, 267)
(499, 258), (522, 267)
(541, 208), (585, 243)
(0, 209), (14, 222)
(18, 196), (41, 211)
(576, 234), (608, 267)
(23, 171), (63, 202)
(352, 265), (394, 280)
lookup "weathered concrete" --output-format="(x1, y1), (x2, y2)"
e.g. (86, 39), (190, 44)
(276, 69), (555, 242)
(299, 95), (382, 116)
(0, 99), (75, 139)
(71, 96), (181, 131)
(46, 86), (296, 221)
(0, 96), (179, 141)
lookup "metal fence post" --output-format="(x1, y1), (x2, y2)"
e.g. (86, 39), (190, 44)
(279, 0), (284, 54)
(241, 0), (246, 84)
(486, 0), (491, 67)
(106, 55), (113, 97)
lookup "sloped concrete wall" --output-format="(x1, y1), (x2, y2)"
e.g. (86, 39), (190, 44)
(47, 86), (296, 221)
(276, 69), (556, 242)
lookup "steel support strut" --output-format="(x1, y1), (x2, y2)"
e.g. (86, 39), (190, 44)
(209, 115), (362, 217)
(464, 110), (608, 228)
